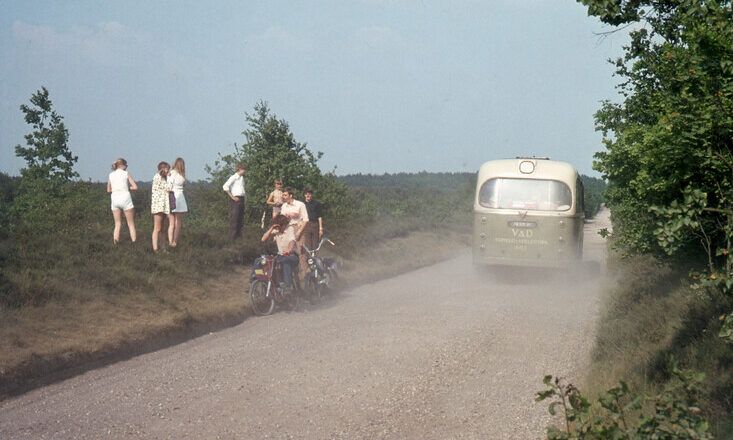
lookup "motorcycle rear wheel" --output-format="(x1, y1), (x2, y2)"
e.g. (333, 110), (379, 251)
(249, 280), (275, 316)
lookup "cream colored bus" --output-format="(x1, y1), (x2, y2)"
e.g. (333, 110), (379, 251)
(473, 157), (584, 268)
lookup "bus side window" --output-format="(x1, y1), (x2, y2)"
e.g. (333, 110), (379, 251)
(576, 177), (585, 215)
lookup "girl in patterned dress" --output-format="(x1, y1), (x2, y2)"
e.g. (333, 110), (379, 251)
(151, 161), (173, 251)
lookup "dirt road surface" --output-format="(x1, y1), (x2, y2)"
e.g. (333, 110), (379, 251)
(0, 210), (610, 439)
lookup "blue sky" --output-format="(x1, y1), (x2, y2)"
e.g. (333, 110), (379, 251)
(1, 0), (629, 181)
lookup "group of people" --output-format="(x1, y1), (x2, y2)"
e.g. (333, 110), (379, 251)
(258, 184), (324, 291)
(107, 157), (187, 251)
(223, 163), (325, 290)
(108, 160), (326, 272)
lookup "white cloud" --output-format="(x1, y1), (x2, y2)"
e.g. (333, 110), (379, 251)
(248, 26), (313, 52)
(11, 20), (210, 79)
(12, 20), (149, 67)
(352, 26), (403, 49)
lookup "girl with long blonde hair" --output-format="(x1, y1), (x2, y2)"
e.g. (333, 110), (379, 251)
(169, 157), (187, 247)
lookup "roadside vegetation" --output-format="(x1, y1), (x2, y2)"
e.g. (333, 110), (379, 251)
(539, 1), (732, 438)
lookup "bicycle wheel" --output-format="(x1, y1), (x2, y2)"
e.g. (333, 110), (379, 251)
(249, 280), (275, 316)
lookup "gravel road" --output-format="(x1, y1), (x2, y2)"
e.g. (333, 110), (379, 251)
(0, 210), (610, 439)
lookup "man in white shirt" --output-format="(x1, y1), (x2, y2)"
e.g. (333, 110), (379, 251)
(279, 187), (309, 272)
(280, 187), (309, 229)
(222, 162), (247, 240)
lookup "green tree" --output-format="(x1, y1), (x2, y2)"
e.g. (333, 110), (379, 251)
(207, 101), (355, 222)
(580, 0), (732, 340)
(15, 87), (78, 183)
(11, 88), (81, 233)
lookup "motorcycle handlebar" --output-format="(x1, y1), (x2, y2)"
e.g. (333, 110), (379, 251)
(302, 237), (336, 254)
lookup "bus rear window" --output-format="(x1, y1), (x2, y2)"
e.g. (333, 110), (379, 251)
(478, 178), (572, 211)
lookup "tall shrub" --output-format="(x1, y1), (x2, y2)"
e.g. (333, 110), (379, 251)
(12, 87), (80, 232)
(207, 101), (357, 223)
(14, 87), (78, 184)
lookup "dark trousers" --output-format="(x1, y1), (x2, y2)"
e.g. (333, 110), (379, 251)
(228, 196), (245, 240)
(302, 221), (320, 252)
(300, 221), (319, 272)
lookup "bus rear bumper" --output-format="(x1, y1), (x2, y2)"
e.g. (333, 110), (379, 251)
(472, 253), (578, 268)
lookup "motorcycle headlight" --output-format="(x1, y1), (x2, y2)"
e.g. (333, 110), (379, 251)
(307, 258), (314, 265)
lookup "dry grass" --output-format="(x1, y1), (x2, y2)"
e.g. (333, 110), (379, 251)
(583, 250), (733, 437)
(0, 227), (469, 398)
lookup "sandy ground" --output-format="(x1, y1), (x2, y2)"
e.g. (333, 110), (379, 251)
(0, 209), (610, 440)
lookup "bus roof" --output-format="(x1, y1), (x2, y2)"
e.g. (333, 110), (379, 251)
(477, 158), (579, 183)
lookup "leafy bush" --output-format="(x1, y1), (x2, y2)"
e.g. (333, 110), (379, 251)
(537, 368), (712, 440)
(0, 173), (20, 239)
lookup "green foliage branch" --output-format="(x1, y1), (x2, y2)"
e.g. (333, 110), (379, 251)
(537, 367), (712, 439)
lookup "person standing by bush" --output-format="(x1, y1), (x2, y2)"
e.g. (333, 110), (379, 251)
(266, 178), (284, 219)
(107, 158), (138, 244)
(302, 187), (323, 252)
(169, 157), (187, 248)
(222, 162), (247, 240)
(151, 161), (173, 252)
(280, 187), (309, 272)
(280, 187), (309, 230)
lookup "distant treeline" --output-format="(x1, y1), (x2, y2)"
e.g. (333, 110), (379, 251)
(581, 175), (605, 219)
(338, 171), (475, 191)
(339, 172), (606, 219)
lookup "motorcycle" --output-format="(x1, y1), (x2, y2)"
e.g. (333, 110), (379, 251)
(302, 237), (338, 302)
(249, 254), (302, 315)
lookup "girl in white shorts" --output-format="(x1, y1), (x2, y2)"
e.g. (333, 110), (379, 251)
(107, 158), (138, 243)
(169, 157), (188, 247)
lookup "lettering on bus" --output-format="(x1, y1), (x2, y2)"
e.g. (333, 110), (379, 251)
(495, 236), (549, 251)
